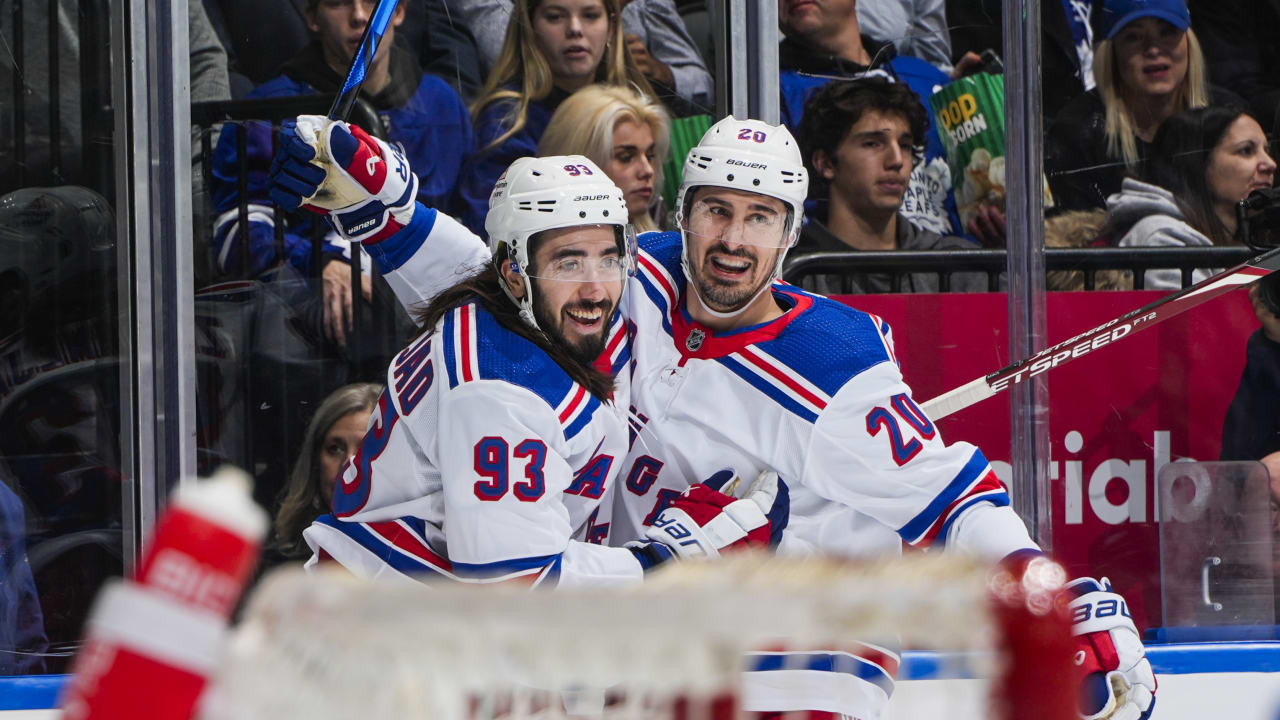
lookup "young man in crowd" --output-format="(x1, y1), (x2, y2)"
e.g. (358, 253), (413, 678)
(793, 76), (989, 294)
(272, 113), (1156, 720)
(777, 0), (962, 239)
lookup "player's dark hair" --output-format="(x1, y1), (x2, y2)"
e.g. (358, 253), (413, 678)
(797, 77), (928, 198)
(1141, 105), (1251, 246)
(414, 247), (616, 401)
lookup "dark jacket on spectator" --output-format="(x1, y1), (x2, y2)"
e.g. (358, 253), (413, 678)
(210, 43), (472, 278)
(1189, 0), (1280, 130)
(944, 0), (1095, 121)
(790, 213), (988, 294)
(456, 85), (571, 239)
(778, 36), (962, 238)
(205, 0), (482, 101)
(1045, 86), (1241, 214)
(1220, 329), (1280, 461)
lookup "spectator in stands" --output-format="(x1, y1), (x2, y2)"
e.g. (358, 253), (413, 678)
(210, 0), (471, 345)
(1045, 0), (1236, 213)
(537, 84), (671, 232)
(857, 0), (953, 72)
(267, 383), (381, 568)
(793, 77), (987, 294)
(1221, 281), (1280, 463)
(777, 0), (962, 239)
(1189, 0), (1280, 132)
(0, 478), (47, 675)
(447, 0), (712, 112)
(1108, 106), (1275, 289)
(207, 0), (483, 101)
(945, 0), (1097, 121)
(458, 0), (655, 238)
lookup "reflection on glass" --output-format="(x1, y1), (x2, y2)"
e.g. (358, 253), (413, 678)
(1, 0), (124, 673)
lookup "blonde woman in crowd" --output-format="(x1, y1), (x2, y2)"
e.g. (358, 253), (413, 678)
(538, 83), (670, 232)
(457, 0), (654, 237)
(1045, 0), (1237, 212)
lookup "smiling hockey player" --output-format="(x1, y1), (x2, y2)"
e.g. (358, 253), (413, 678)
(267, 119), (785, 587)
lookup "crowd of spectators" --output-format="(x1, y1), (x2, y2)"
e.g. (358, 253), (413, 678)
(189, 0), (1280, 302)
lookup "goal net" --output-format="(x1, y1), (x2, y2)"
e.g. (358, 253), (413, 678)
(198, 553), (1076, 720)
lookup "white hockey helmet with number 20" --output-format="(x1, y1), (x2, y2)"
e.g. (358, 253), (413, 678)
(485, 155), (637, 331)
(676, 117), (809, 318)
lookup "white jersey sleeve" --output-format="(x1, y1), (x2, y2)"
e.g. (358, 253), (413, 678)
(362, 206), (490, 314)
(436, 381), (643, 586)
(805, 361), (1037, 561)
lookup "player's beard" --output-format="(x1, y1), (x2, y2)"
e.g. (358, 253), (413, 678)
(691, 241), (776, 312)
(532, 288), (614, 367)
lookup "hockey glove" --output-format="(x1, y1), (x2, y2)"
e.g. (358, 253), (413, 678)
(267, 115), (418, 244)
(1067, 577), (1156, 720)
(627, 469), (789, 570)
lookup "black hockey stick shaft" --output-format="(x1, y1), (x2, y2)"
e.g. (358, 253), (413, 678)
(921, 247), (1280, 419)
(328, 0), (402, 121)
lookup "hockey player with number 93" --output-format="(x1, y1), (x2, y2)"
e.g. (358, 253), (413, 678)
(270, 114), (1155, 720)
(272, 117), (786, 588)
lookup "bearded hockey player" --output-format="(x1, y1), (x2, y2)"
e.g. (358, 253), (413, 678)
(270, 115), (1154, 720)
(266, 118), (785, 587)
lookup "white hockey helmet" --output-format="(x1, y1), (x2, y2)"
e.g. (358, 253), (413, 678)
(485, 155), (636, 330)
(676, 116), (809, 246)
(676, 117), (809, 319)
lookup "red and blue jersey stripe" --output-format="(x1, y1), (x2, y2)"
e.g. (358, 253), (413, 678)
(898, 449), (1010, 547)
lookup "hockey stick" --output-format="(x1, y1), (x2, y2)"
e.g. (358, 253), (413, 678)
(921, 247), (1280, 420)
(328, 0), (403, 121)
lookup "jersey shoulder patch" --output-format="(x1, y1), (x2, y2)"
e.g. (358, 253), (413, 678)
(755, 288), (898, 398)
(441, 302), (602, 439)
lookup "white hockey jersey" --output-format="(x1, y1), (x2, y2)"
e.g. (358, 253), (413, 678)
(367, 209), (1039, 716)
(303, 210), (639, 587)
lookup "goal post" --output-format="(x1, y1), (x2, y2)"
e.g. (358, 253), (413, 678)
(199, 553), (1077, 720)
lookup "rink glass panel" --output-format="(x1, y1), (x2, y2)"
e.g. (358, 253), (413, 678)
(0, 0), (124, 674)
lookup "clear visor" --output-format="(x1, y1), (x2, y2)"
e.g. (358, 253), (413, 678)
(524, 224), (637, 283)
(680, 198), (792, 249)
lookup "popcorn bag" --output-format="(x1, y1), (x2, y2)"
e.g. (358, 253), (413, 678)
(929, 73), (1052, 229)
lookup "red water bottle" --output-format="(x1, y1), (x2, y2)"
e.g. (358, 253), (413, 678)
(61, 466), (267, 720)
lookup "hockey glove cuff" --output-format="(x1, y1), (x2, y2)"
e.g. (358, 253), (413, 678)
(633, 470), (789, 569)
(1067, 577), (1156, 720)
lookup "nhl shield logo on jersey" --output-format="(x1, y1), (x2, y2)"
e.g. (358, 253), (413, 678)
(686, 328), (706, 352)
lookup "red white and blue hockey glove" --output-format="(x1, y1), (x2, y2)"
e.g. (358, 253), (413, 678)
(627, 469), (790, 570)
(1067, 577), (1156, 720)
(268, 114), (418, 244)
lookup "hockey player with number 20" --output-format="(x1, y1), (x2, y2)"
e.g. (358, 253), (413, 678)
(267, 118), (786, 587)
(270, 114), (1154, 720)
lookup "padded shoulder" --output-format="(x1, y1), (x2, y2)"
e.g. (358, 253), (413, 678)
(440, 302), (602, 439)
(756, 289), (897, 398)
